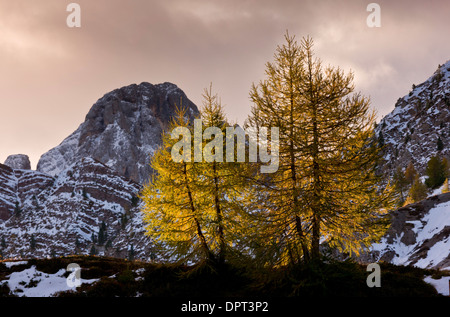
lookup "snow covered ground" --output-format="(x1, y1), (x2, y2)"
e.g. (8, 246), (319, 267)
(428, 182), (448, 198)
(0, 262), (98, 297)
(3, 261), (28, 268)
(423, 275), (450, 296)
(0, 260), (448, 296)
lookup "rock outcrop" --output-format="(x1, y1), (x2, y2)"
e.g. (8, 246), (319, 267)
(4, 154), (31, 170)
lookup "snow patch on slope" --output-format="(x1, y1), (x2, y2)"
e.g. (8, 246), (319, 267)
(371, 199), (450, 270)
(424, 275), (450, 296)
(0, 265), (98, 297)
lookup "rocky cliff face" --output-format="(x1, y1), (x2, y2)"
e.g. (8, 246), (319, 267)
(37, 82), (199, 184)
(0, 158), (153, 260)
(376, 61), (450, 176)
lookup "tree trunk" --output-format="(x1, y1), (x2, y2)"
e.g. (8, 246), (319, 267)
(288, 79), (310, 263)
(213, 161), (226, 264)
(183, 163), (214, 262)
(309, 52), (321, 261)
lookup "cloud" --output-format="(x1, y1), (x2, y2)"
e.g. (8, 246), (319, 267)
(0, 0), (449, 167)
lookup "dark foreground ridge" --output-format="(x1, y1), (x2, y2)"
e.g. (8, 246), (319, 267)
(0, 255), (447, 298)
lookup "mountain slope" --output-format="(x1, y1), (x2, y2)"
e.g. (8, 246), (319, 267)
(4, 155), (31, 170)
(375, 60), (450, 176)
(0, 158), (152, 260)
(0, 163), (53, 221)
(360, 61), (450, 271)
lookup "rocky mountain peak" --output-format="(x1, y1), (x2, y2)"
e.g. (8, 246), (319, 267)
(4, 154), (31, 170)
(37, 82), (199, 184)
(1, 82), (198, 261)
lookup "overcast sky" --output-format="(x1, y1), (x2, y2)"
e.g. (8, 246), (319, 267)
(1, 0), (449, 169)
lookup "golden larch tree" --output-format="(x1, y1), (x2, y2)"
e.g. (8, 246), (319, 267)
(246, 32), (395, 264)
